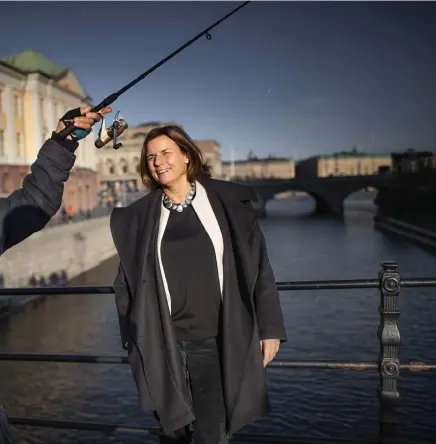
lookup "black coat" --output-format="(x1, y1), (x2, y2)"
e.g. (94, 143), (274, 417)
(0, 139), (76, 256)
(110, 178), (287, 436)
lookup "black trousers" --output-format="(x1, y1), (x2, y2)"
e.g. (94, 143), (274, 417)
(158, 337), (229, 444)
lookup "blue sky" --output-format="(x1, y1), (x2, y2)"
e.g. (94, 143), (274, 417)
(1, 1), (435, 161)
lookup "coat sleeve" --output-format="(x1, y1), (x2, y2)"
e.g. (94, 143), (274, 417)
(113, 260), (132, 350)
(0, 138), (76, 255)
(253, 221), (287, 342)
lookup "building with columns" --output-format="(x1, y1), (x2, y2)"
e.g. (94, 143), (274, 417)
(0, 50), (98, 212)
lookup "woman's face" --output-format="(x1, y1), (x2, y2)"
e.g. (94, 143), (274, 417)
(146, 135), (189, 188)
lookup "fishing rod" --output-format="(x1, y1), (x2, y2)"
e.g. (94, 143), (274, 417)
(57, 1), (251, 149)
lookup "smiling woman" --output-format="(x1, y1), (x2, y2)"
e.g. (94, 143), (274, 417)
(109, 123), (287, 443)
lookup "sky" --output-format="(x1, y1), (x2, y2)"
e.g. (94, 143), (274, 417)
(0, 1), (435, 161)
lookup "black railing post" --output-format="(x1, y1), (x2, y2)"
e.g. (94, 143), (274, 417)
(377, 261), (401, 443)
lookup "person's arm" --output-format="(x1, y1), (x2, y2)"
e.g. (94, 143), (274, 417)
(253, 222), (287, 342)
(0, 138), (76, 254)
(251, 220), (287, 367)
(0, 105), (111, 255)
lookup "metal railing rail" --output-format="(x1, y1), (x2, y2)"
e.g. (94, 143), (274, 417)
(0, 261), (435, 444)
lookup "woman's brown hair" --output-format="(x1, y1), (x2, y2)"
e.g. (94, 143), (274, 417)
(140, 125), (212, 190)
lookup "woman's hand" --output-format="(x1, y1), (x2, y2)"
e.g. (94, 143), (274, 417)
(260, 338), (280, 367)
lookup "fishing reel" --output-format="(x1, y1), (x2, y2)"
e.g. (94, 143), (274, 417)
(95, 111), (128, 150)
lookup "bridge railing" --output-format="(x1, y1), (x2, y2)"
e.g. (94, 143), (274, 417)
(0, 261), (436, 444)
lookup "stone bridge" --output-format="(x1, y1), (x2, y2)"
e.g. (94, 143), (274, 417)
(235, 174), (394, 216)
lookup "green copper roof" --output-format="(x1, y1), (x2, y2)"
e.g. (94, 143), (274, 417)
(2, 50), (65, 78)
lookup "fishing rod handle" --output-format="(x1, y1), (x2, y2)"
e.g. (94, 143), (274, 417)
(55, 93), (118, 141)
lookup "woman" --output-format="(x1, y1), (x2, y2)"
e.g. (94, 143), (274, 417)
(110, 125), (287, 443)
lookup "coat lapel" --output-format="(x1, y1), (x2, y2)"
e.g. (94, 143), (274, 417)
(137, 191), (162, 291)
(202, 179), (259, 288)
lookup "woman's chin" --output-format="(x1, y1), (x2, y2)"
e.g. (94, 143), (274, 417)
(156, 174), (173, 186)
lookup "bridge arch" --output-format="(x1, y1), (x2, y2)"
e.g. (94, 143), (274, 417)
(244, 177), (388, 217)
(263, 190), (316, 216)
(343, 186), (379, 209)
(255, 189), (332, 217)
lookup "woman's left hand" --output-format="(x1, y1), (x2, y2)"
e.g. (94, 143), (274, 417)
(260, 339), (280, 367)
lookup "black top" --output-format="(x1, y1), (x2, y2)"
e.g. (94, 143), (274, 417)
(161, 204), (222, 341)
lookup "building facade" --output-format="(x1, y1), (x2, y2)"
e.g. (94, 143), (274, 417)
(295, 152), (392, 180)
(221, 157), (295, 180)
(96, 122), (222, 197)
(391, 149), (436, 174)
(196, 140), (222, 178)
(0, 50), (98, 212)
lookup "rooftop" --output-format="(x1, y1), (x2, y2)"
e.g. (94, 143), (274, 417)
(319, 152), (391, 159)
(297, 152), (392, 163)
(222, 157), (292, 164)
(2, 49), (66, 79)
(136, 121), (164, 128)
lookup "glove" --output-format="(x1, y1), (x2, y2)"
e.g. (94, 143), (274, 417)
(52, 107), (91, 142)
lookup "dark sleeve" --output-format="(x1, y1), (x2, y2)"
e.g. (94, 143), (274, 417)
(253, 222), (287, 342)
(113, 261), (132, 350)
(0, 138), (77, 255)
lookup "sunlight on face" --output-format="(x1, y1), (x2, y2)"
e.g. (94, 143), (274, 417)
(146, 135), (189, 188)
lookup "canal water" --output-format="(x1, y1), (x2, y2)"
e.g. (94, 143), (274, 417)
(1, 193), (435, 443)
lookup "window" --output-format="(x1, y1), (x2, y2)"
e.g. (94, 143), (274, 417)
(40, 97), (45, 120)
(0, 129), (4, 156)
(14, 95), (22, 117)
(0, 88), (3, 114)
(120, 158), (129, 174)
(16, 132), (22, 157)
(2, 173), (11, 194)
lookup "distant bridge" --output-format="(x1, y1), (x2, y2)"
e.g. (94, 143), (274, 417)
(234, 174), (394, 215)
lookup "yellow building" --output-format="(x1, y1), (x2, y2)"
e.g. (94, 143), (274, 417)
(0, 50), (99, 210)
(221, 157), (295, 180)
(295, 152), (392, 180)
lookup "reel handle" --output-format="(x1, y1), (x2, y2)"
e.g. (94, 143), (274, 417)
(95, 111), (128, 150)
